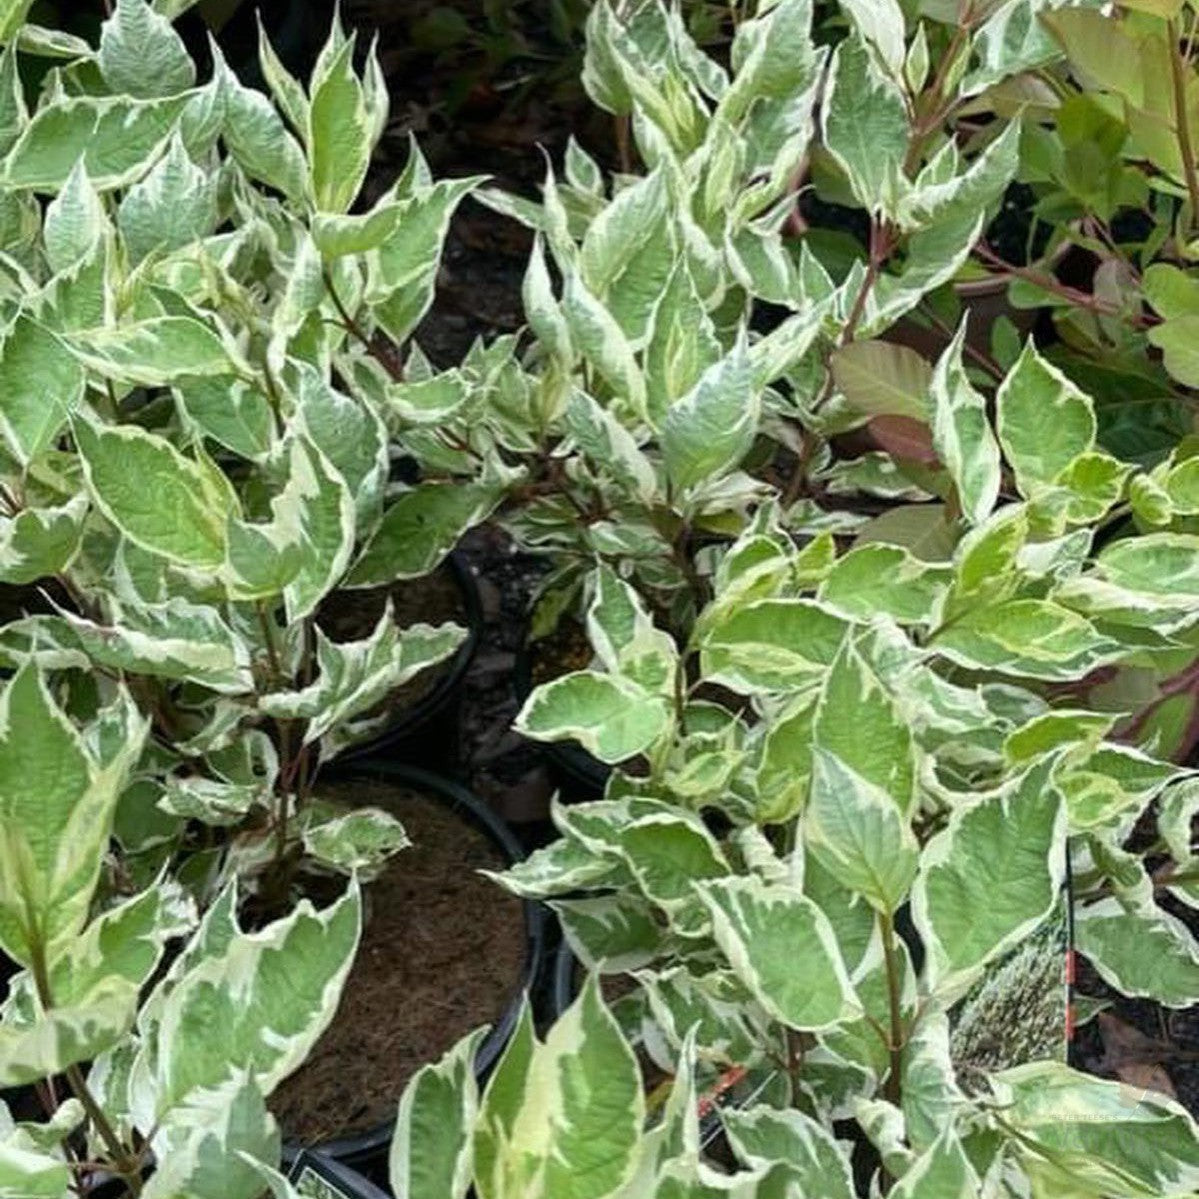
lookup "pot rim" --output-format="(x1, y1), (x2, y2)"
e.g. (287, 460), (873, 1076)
(282, 759), (547, 1167)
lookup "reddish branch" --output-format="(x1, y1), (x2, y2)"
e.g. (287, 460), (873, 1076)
(972, 241), (1161, 330)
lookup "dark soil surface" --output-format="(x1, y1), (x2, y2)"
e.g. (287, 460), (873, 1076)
(1073, 962), (1199, 1115)
(1073, 888), (1199, 1117)
(0, 581), (68, 625)
(528, 617), (594, 687)
(271, 778), (526, 1146)
(453, 525), (558, 837)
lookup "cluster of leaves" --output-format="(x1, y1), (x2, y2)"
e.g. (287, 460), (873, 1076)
(0, 0), (497, 1193)
(389, 0), (1199, 1196)
(395, 976), (1199, 1198)
(0, 663), (363, 1199)
(486, 460), (1199, 1195)
(0, 0), (504, 897)
(403, 0), (1088, 646)
(5, 0), (1199, 1196)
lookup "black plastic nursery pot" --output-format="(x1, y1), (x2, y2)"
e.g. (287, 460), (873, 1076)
(550, 933), (578, 1018)
(334, 553), (484, 770)
(513, 627), (611, 801)
(277, 761), (546, 1180)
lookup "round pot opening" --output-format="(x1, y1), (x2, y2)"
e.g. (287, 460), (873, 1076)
(272, 762), (545, 1171)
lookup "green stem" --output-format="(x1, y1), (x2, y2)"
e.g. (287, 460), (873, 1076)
(784, 1027), (806, 1106)
(323, 267), (403, 382)
(673, 657), (689, 738)
(879, 910), (905, 1194)
(1169, 17), (1199, 236)
(879, 911), (905, 1107)
(269, 720), (299, 894)
(30, 949), (142, 1196)
(256, 602), (283, 683)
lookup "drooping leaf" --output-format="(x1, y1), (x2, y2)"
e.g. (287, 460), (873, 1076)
(805, 747), (919, 915)
(997, 341), (1096, 498)
(142, 1072), (281, 1199)
(552, 893), (663, 972)
(696, 875), (854, 1031)
(139, 883), (361, 1120)
(562, 271), (647, 418)
(474, 982), (643, 1199)
(303, 807), (410, 874)
(0, 599), (254, 694)
(831, 339), (931, 421)
(159, 776), (262, 826)
(213, 48), (306, 203)
(117, 132), (217, 262)
(914, 758), (1066, 995)
(930, 599), (1121, 681)
(307, 34), (371, 212)
(0, 1137), (70, 1199)
(990, 1061), (1199, 1197)
(616, 812), (729, 935)
(68, 316), (240, 386)
(75, 418), (231, 568)
(348, 482), (504, 586)
(1056, 534), (1199, 631)
(929, 317), (1001, 525)
(889, 1128), (978, 1199)
(814, 632), (918, 816)
(0, 315), (84, 464)
(280, 436), (356, 623)
(42, 160), (106, 273)
(38, 881), (195, 1013)
(98, 0), (195, 98)
(587, 563), (677, 698)
(260, 608), (465, 745)
(0, 980), (139, 1086)
(818, 544), (950, 626)
(565, 389), (658, 504)
(822, 32), (907, 214)
(0, 495), (86, 584)
(643, 258), (721, 426)
(392, 1027), (487, 1199)
(700, 598), (848, 694)
(661, 336), (759, 497)
(722, 1105), (856, 1199)
(0, 666), (147, 967)
(516, 671), (671, 765)
(2, 92), (190, 191)
(1077, 899), (1199, 1009)
(174, 375), (274, 462)
(385, 371), (472, 426)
